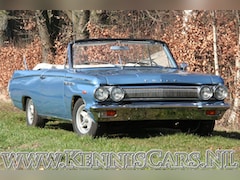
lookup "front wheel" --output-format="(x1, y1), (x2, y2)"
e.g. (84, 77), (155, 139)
(26, 98), (45, 128)
(72, 99), (98, 137)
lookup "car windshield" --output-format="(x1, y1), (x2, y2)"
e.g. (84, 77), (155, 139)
(71, 40), (177, 68)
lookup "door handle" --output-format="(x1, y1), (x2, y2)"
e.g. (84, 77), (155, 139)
(40, 75), (46, 79)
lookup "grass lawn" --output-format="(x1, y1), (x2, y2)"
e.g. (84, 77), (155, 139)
(0, 102), (239, 170)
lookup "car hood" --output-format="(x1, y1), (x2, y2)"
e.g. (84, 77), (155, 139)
(77, 67), (223, 85)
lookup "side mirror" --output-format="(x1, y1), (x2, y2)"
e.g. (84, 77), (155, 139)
(180, 62), (188, 71)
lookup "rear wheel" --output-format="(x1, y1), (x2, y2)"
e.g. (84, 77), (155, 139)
(72, 99), (98, 137)
(26, 98), (45, 128)
(180, 120), (215, 136)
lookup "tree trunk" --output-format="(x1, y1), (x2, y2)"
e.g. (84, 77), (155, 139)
(182, 10), (193, 34)
(35, 10), (53, 63)
(65, 10), (90, 40)
(228, 10), (240, 129)
(0, 10), (8, 46)
(211, 10), (219, 76)
(90, 10), (107, 24)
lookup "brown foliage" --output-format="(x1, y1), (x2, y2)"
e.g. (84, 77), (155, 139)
(0, 37), (67, 92)
(0, 38), (42, 91)
(87, 22), (131, 38)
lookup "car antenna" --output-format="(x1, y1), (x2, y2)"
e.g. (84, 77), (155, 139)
(23, 54), (28, 70)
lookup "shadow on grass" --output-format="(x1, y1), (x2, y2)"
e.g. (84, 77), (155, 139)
(97, 121), (181, 138)
(45, 120), (181, 138)
(45, 120), (240, 139)
(103, 126), (240, 139)
(45, 120), (184, 138)
(212, 130), (240, 140)
(45, 120), (73, 132)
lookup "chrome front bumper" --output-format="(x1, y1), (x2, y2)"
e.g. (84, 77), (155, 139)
(90, 102), (230, 122)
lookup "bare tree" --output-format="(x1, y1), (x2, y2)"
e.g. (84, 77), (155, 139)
(182, 10), (193, 34)
(35, 10), (54, 63)
(0, 10), (8, 46)
(228, 10), (240, 129)
(64, 10), (90, 40)
(211, 10), (219, 76)
(90, 10), (107, 24)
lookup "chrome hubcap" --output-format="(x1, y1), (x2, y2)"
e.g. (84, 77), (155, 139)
(27, 100), (34, 124)
(76, 105), (93, 134)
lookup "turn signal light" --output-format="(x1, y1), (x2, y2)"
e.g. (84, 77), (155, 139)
(206, 110), (216, 115)
(106, 110), (117, 117)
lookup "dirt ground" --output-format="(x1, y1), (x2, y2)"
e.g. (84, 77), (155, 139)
(0, 94), (10, 102)
(0, 88), (10, 103)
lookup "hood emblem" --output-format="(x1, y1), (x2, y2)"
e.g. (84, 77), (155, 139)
(144, 79), (178, 83)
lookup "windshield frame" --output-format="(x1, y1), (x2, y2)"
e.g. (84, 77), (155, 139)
(67, 39), (178, 69)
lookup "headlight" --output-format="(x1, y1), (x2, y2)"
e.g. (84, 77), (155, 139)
(94, 87), (109, 101)
(110, 87), (125, 102)
(200, 86), (213, 100)
(214, 85), (228, 100)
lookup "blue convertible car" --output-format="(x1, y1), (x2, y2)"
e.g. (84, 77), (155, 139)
(8, 38), (229, 136)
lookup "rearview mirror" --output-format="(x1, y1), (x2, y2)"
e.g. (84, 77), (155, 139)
(110, 46), (129, 51)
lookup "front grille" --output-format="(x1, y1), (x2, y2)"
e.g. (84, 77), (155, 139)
(122, 86), (200, 101)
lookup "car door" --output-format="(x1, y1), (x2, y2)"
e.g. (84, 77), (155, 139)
(37, 69), (67, 118)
